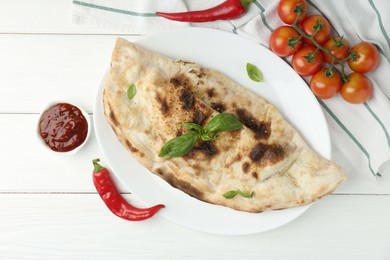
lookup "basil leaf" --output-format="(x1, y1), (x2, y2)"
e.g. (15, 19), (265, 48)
(246, 63), (263, 82)
(204, 113), (243, 134)
(159, 131), (199, 158)
(238, 190), (254, 198)
(183, 123), (203, 133)
(223, 190), (239, 199)
(127, 84), (137, 100)
(223, 190), (254, 199)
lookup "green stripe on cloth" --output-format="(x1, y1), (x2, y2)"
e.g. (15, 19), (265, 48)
(374, 43), (390, 62)
(319, 99), (381, 178)
(229, 21), (238, 34)
(364, 102), (390, 148)
(73, 0), (157, 17)
(253, 1), (274, 32)
(368, 0), (390, 52)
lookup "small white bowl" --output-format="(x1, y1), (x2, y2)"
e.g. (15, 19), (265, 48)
(37, 101), (91, 156)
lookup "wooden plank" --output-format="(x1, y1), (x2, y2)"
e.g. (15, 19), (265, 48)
(0, 34), (139, 114)
(0, 114), (389, 194)
(0, 113), (125, 192)
(0, 194), (388, 259)
(0, 0), (129, 34)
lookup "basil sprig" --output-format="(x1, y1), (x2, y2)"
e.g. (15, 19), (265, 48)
(223, 190), (254, 199)
(159, 113), (243, 158)
(246, 63), (263, 82)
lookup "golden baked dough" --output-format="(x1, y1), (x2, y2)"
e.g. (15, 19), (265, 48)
(103, 38), (346, 213)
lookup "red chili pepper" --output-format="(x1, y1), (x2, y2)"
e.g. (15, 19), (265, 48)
(92, 159), (165, 221)
(156, 0), (253, 22)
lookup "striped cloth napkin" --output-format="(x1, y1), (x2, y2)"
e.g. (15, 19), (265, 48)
(72, 0), (390, 180)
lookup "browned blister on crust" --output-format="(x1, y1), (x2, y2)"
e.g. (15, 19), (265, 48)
(103, 38), (346, 213)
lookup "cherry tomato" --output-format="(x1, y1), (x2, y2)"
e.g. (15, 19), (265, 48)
(269, 26), (302, 57)
(348, 42), (380, 73)
(341, 73), (373, 104)
(277, 0), (308, 25)
(292, 46), (324, 76)
(310, 67), (342, 99)
(322, 37), (350, 64)
(301, 15), (331, 45)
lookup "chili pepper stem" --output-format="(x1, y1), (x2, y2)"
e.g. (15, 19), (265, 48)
(92, 158), (105, 172)
(240, 0), (254, 9)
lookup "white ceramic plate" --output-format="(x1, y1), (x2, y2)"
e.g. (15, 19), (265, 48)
(93, 28), (331, 235)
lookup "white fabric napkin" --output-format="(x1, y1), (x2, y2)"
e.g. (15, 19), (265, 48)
(73, 0), (390, 179)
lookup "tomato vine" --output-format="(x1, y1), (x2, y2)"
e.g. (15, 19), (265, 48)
(271, 0), (379, 104)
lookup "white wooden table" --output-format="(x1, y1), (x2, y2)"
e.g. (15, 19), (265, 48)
(1, 1), (389, 259)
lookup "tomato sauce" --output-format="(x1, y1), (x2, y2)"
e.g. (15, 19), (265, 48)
(39, 103), (88, 152)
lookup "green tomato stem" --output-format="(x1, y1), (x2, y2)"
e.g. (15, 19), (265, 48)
(291, 21), (350, 81)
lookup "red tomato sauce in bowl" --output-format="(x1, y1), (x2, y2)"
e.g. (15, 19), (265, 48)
(39, 103), (88, 152)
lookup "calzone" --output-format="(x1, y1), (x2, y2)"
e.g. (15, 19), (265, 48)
(103, 38), (347, 213)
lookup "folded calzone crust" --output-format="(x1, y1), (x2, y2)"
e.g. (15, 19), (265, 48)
(103, 38), (346, 213)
